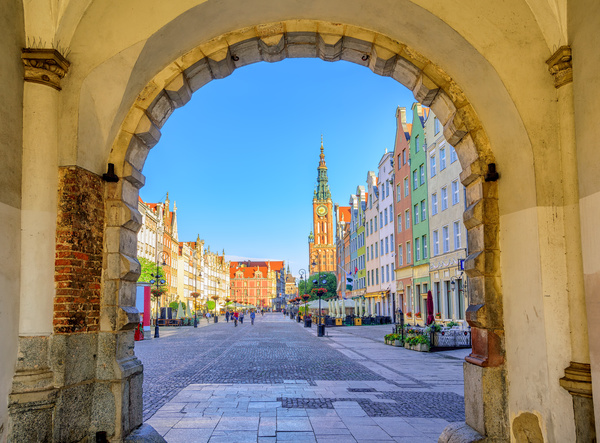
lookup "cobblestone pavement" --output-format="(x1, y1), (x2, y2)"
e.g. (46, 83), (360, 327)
(136, 313), (470, 442)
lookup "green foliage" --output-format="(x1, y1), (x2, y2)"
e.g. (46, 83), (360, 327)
(304, 272), (337, 300)
(447, 321), (460, 328)
(138, 257), (164, 283)
(169, 301), (186, 312)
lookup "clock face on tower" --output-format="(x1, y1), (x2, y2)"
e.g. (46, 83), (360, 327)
(316, 205), (328, 217)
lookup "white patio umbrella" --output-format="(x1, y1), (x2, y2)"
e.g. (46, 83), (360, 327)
(176, 301), (185, 319)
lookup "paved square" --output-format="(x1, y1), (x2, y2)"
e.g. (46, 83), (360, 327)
(136, 313), (469, 442)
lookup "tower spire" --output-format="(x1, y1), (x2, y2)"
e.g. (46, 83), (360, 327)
(315, 138), (331, 200)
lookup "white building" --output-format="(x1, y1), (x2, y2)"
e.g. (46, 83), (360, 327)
(424, 112), (468, 324)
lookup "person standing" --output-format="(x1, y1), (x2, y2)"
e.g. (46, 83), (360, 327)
(226, 311), (230, 323)
(233, 311), (239, 327)
(240, 311), (244, 324)
(250, 310), (256, 325)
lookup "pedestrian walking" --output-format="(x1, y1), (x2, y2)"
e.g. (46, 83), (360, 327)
(250, 310), (256, 325)
(205, 312), (211, 324)
(240, 311), (244, 324)
(261, 309), (264, 316)
(226, 311), (230, 323)
(233, 311), (239, 327)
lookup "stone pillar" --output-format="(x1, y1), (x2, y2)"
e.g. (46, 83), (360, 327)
(8, 49), (69, 442)
(547, 46), (595, 442)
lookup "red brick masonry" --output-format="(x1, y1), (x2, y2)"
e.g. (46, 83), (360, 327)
(54, 166), (104, 333)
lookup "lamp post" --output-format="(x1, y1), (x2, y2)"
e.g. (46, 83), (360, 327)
(150, 251), (169, 339)
(310, 255), (328, 338)
(213, 278), (220, 322)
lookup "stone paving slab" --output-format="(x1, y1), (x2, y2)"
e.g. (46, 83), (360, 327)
(136, 313), (469, 442)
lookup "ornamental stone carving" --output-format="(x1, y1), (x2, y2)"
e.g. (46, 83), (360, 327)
(21, 48), (70, 90)
(546, 46), (572, 88)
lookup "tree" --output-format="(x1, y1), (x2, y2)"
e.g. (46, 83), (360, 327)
(307, 272), (337, 300)
(138, 257), (164, 283)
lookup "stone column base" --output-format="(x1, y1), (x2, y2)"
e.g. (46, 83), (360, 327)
(439, 422), (485, 442)
(560, 362), (596, 442)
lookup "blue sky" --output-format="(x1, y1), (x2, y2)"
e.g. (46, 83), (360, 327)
(140, 58), (415, 278)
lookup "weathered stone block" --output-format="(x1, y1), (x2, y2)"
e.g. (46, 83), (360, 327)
(207, 50), (235, 79)
(464, 362), (485, 434)
(118, 306), (140, 331)
(463, 200), (483, 230)
(439, 421), (484, 442)
(429, 90), (456, 126)
(444, 111), (468, 146)
(369, 50), (396, 77)
(14, 336), (50, 372)
(229, 38), (262, 67)
(147, 91), (174, 128)
(90, 381), (117, 438)
(128, 372), (144, 430)
(50, 334), (97, 386)
(340, 37), (371, 67)
(392, 56), (420, 90)
(124, 424), (167, 442)
(134, 113), (161, 148)
(164, 73), (192, 108)
(105, 227), (138, 258)
(53, 383), (94, 442)
(259, 34), (285, 63)
(8, 398), (55, 443)
(124, 136), (151, 171)
(185, 58), (213, 92)
(460, 160), (485, 187)
(412, 73), (439, 105)
(122, 161), (145, 190)
(105, 200), (142, 232)
(455, 134), (480, 172)
(105, 252), (140, 282)
(317, 34), (342, 61)
(287, 32), (318, 58)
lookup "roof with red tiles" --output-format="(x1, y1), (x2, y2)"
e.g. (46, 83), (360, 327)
(229, 260), (285, 279)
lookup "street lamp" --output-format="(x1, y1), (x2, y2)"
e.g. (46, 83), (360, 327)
(311, 255), (328, 338)
(149, 251), (169, 339)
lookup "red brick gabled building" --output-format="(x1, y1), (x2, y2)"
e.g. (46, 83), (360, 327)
(229, 260), (285, 308)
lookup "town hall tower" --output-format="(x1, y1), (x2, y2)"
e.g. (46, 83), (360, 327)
(308, 140), (336, 275)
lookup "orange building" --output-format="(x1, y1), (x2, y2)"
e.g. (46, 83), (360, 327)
(308, 140), (336, 274)
(230, 261), (285, 308)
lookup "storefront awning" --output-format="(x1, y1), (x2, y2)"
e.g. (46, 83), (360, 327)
(364, 290), (390, 299)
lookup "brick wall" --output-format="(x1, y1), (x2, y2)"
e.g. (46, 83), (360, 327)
(54, 166), (104, 333)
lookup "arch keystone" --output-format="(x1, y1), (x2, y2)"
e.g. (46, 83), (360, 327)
(318, 34), (343, 61)
(412, 73), (439, 106)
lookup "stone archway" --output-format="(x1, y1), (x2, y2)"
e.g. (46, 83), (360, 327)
(99, 20), (503, 441)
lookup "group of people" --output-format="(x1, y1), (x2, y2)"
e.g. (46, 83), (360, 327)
(225, 309), (259, 326)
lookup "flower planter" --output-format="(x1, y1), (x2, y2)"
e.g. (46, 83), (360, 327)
(394, 340), (401, 347)
(404, 343), (410, 349)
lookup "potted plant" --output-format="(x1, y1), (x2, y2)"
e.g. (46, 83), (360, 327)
(406, 311), (412, 318)
(435, 312), (442, 320)
(415, 335), (430, 352)
(415, 312), (422, 319)
(392, 334), (402, 347)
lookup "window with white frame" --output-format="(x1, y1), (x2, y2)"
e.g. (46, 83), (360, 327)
(415, 238), (421, 261)
(413, 204), (419, 224)
(366, 247), (369, 261)
(430, 153), (436, 177)
(398, 244), (403, 266)
(374, 216), (378, 231)
(413, 170), (418, 190)
(433, 230), (439, 256)
(454, 221), (461, 249)
(385, 237), (389, 254)
(380, 240), (384, 256)
(389, 204), (393, 220)
(405, 210), (410, 229)
(434, 117), (441, 134)
(450, 145), (458, 163)
(415, 135), (420, 152)
(443, 225), (450, 253)
(420, 200), (426, 221)
(407, 241), (412, 263)
(386, 265), (390, 282)
(380, 212), (383, 228)
(419, 164), (425, 185)
(384, 207), (388, 225)
(386, 181), (390, 198)
(422, 234), (428, 258)
(402, 149), (406, 165)
(404, 177), (409, 196)
(397, 214), (402, 232)
(390, 233), (394, 249)
(452, 180), (459, 205)
(396, 184), (402, 201)
(432, 193), (438, 215)
(441, 187), (448, 210)
(440, 148), (447, 170)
